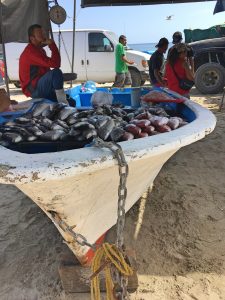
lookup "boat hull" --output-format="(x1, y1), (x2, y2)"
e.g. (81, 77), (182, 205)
(16, 147), (176, 264)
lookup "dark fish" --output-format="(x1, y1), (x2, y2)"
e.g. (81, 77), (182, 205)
(41, 130), (66, 141)
(66, 114), (78, 125)
(56, 119), (69, 129)
(32, 102), (54, 117)
(97, 119), (114, 140)
(26, 126), (43, 137)
(3, 126), (32, 140)
(73, 121), (95, 130)
(2, 132), (23, 143)
(82, 128), (97, 139)
(126, 113), (135, 121)
(58, 107), (77, 120)
(103, 105), (112, 115)
(69, 128), (81, 137)
(27, 135), (38, 141)
(95, 116), (110, 128)
(36, 124), (49, 133)
(110, 127), (125, 142)
(41, 117), (53, 129)
(76, 111), (91, 118)
(51, 123), (65, 131)
(15, 117), (32, 124)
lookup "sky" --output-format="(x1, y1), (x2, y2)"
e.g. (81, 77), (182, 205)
(52, 0), (225, 43)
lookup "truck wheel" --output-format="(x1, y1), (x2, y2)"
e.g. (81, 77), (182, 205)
(129, 69), (141, 87)
(195, 63), (225, 94)
(14, 81), (21, 88)
(141, 80), (145, 86)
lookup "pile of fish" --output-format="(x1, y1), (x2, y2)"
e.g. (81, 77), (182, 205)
(0, 101), (188, 147)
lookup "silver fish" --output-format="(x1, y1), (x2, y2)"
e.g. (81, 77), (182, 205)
(58, 107), (77, 120)
(82, 128), (97, 140)
(51, 123), (65, 131)
(41, 130), (66, 141)
(2, 132), (23, 143)
(56, 119), (69, 129)
(32, 102), (54, 117)
(27, 126), (44, 136)
(41, 118), (53, 129)
(69, 128), (81, 137)
(98, 119), (115, 140)
(73, 121), (95, 130)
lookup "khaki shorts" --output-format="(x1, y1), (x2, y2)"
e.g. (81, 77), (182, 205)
(113, 72), (132, 87)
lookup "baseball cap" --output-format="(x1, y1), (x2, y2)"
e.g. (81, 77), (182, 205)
(155, 37), (169, 48)
(172, 31), (183, 44)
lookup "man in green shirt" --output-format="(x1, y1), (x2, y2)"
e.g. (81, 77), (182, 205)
(113, 35), (134, 87)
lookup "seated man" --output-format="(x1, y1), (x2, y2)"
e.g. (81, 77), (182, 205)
(19, 24), (68, 104)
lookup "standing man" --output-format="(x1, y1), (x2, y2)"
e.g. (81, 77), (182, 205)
(19, 24), (68, 104)
(148, 37), (169, 87)
(172, 31), (194, 71)
(113, 35), (134, 87)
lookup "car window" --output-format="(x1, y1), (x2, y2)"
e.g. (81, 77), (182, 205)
(88, 32), (113, 52)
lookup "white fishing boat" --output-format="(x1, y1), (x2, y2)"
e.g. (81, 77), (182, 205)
(0, 0), (217, 268)
(0, 96), (216, 265)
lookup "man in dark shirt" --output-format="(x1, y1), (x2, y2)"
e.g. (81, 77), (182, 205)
(148, 37), (169, 87)
(19, 24), (68, 104)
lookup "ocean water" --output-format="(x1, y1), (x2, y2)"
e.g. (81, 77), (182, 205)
(129, 42), (173, 54)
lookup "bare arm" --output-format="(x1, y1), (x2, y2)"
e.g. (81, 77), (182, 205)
(154, 69), (166, 86)
(121, 55), (134, 65)
(183, 61), (194, 81)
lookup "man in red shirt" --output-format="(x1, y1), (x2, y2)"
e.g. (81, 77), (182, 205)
(19, 24), (68, 104)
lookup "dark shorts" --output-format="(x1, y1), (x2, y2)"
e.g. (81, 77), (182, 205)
(113, 71), (132, 87)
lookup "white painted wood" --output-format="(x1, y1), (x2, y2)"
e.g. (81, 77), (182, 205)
(0, 99), (216, 264)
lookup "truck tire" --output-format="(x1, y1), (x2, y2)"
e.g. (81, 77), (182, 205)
(195, 63), (225, 94)
(141, 80), (145, 86)
(129, 68), (141, 87)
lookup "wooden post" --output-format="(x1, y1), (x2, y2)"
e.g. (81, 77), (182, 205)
(58, 252), (138, 294)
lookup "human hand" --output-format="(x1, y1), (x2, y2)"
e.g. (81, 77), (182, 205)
(129, 61), (135, 65)
(42, 39), (54, 46)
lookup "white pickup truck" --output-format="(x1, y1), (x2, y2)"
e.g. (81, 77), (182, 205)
(3, 29), (150, 87)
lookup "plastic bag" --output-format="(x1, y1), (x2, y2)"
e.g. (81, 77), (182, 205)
(91, 91), (113, 107)
(83, 81), (97, 92)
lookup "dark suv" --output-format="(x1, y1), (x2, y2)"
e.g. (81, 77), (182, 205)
(190, 37), (225, 94)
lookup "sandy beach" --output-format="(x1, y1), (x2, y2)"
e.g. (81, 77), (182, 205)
(0, 85), (225, 300)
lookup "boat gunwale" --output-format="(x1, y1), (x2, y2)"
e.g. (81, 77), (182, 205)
(0, 99), (216, 184)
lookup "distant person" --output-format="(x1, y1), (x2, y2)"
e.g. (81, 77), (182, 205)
(172, 31), (194, 70)
(148, 37), (169, 87)
(19, 24), (68, 104)
(113, 35), (134, 87)
(165, 43), (194, 98)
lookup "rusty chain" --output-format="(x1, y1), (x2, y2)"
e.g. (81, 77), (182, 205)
(49, 137), (130, 299)
(93, 137), (129, 300)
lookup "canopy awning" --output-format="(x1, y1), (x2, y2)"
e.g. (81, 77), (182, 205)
(0, 0), (50, 43)
(81, 0), (214, 8)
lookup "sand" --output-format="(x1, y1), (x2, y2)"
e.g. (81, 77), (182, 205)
(0, 86), (225, 300)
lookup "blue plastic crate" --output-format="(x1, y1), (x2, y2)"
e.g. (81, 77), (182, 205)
(79, 93), (92, 106)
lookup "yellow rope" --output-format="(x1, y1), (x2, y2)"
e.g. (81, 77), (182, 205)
(91, 243), (133, 300)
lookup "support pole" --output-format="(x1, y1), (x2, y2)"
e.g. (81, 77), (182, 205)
(0, 0), (10, 97)
(71, 0), (76, 88)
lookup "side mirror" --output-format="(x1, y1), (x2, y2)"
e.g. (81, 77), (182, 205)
(104, 45), (113, 52)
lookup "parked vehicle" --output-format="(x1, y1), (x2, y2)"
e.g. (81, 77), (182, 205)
(3, 29), (150, 88)
(189, 37), (225, 94)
